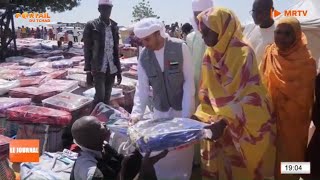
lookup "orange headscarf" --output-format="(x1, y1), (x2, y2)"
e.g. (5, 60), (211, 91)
(261, 17), (316, 104)
(261, 17), (316, 180)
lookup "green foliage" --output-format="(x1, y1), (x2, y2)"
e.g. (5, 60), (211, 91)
(10, 0), (81, 13)
(132, 0), (160, 22)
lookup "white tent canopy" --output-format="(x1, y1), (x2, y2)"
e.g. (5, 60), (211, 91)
(276, 0), (320, 65)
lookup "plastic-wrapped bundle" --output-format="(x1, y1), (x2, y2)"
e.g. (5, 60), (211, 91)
(67, 68), (85, 75)
(47, 55), (65, 61)
(0, 70), (23, 80)
(6, 65), (29, 70)
(7, 105), (72, 126)
(43, 92), (93, 113)
(0, 98), (31, 117)
(9, 87), (59, 103)
(22, 68), (42, 77)
(0, 135), (12, 159)
(120, 57), (138, 68)
(128, 118), (208, 153)
(83, 88), (124, 100)
(91, 102), (130, 123)
(70, 56), (84, 66)
(39, 79), (78, 92)
(17, 75), (46, 87)
(19, 58), (38, 66)
(0, 62), (18, 67)
(40, 68), (55, 74)
(44, 70), (68, 80)
(66, 74), (86, 87)
(122, 70), (138, 80)
(5, 56), (29, 63)
(91, 103), (130, 135)
(52, 60), (74, 69)
(0, 80), (20, 96)
(32, 61), (52, 68)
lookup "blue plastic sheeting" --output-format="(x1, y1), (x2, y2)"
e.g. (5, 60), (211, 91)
(128, 118), (207, 153)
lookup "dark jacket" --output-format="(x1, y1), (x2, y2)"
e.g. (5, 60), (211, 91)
(83, 17), (121, 73)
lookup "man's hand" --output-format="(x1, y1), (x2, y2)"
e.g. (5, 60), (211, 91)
(120, 150), (142, 180)
(204, 119), (228, 141)
(116, 72), (122, 85)
(129, 116), (140, 126)
(190, 115), (200, 121)
(86, 72), (94, 86)
(139, 150), (169, 180)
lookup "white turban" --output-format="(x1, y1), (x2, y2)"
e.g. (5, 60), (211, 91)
(133, 18), (167, 39)
(192, 0), (213, 12)
(98, 0), (113, 6)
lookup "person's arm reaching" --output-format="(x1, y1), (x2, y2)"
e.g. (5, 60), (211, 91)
(131, 52), (150, 122)
(181, 43), (196, 118)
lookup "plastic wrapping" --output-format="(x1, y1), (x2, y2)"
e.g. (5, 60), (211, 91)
(120, 57), (138, 69)
(39, 79), (78, 92)
(128, 118), (208, 153)
(91, 102), (130, 123)
(22, 68), (42, 77)
(0, 98), (32, 117)
(7, 105), (72, 126)
(91, 103), (130, 136)
(0, 80), (20, 96)
(0, 63), (18, 67)
(39, 68), (54, 74)
(44, 70), (68, 80)
(47, 55), (65, 61)
(32, 61), (52, 68)
(0, 135), (12, 158)
(52, 60), (74, 69)
(5, 56), (30, 63)
(70, 56), (84, 66)
(83, 88), (124, 100)
(18, 75), (46, 87)
(43, 92), (93, 112)
(67, 68), (85, 75)
(122, 70), (138, 80)
(66, 74), (87, 87)
(6, 65), (29, 70)
(0, 70), (22, 80)
(19, 58), (38, 66)
(9, 87), (59, 103)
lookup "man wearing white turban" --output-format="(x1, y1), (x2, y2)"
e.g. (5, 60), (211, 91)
(131, 18), (195, 180)
(186, 0), (213, 168)
(187, 0), (213, 107)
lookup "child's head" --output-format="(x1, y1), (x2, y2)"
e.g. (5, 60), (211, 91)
(72, 116), (110, 151)
(68, 41), (73, 48)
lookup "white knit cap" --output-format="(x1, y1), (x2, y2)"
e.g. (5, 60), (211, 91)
(192, 0), (213, 12)
(98, 0), (113, 6)
(134, 18), (167, 39)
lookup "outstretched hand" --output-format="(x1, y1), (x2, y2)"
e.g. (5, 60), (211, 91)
(139, 150), (169, 180)
(204, 119), (227, 141)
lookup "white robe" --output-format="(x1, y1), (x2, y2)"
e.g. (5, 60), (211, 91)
(243, 23), (276, 66)
(131, 39), (195, 180)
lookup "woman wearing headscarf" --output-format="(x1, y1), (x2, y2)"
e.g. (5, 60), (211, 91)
(193, 7), (276, 180)
(261, 17), (316, 180)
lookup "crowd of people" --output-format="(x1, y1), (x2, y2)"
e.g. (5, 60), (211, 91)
(38, 0), (320, 179)
(16, 26), (64, 40)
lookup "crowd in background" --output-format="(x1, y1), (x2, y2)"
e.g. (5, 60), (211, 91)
(16, 26), (63, 40)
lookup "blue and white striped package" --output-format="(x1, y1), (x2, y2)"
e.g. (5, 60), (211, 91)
(128, 118), (208, 153)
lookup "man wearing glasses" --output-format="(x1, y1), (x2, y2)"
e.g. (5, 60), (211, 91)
(244, 0), (276, 67)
